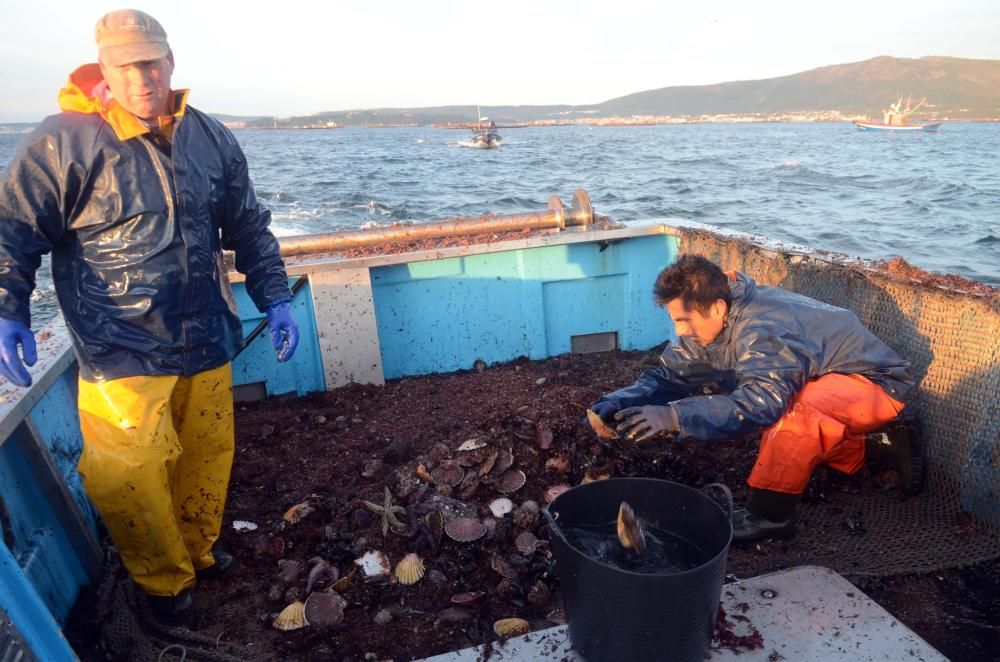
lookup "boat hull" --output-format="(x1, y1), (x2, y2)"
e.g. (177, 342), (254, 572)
(854, 121), (943, 132)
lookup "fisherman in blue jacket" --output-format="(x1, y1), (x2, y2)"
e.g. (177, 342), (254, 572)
(591, 255), (920, 542)
(0, 9), (298, 625)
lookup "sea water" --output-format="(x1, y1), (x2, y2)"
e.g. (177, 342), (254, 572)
(2, 121), (998, 326)
(561, 520), (708, 574)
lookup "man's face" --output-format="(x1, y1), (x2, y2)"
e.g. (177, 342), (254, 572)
(666, 298), (727, 347)
(99, 54), (173, 120)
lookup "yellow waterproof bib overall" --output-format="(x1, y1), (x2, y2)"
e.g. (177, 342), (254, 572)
(77, 363), (234, 596)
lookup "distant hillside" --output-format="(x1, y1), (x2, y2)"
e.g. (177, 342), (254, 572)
(4, 56), (998, 131)
(597, 56), (1000, 119)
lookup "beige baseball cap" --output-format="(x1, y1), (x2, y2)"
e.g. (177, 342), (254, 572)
(95, 9), (169, 67)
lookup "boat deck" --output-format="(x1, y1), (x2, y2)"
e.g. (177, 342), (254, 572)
(420, 566), (946, 661)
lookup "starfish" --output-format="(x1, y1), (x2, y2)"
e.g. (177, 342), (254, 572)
(363, 487), (407, 536)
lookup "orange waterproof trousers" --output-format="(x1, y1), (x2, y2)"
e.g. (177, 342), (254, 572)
(748, 373), (905, 495)
(77, 363), (234, 596)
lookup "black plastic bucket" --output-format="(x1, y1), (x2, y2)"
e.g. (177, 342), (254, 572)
(546, 478), (732, 662)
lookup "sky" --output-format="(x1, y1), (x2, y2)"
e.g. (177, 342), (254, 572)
(1, 0), (999, 122)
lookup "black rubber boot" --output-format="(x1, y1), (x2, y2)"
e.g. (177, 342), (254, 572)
(731, 489), (800, 543)
(865, 416), (925, 495)
(196, 550), (238, 581)
(146, 589), (194, 628)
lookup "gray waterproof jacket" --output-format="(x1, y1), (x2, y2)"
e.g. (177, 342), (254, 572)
(0, 71), (290, 381)
(595, 273), (915, 441)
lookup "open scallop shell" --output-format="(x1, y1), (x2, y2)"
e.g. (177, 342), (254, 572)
(457, 438), (487, 451)
(273, 601), (308, 631)
(394, 553), (425, 585)
(497, 469), (527, 494)
(444, 517), (488, 542)
(283, 500), (316, 524)
(354, 550), (391, 577)
(489, 497), (515, 518)
(493, 617), (530, 637)
(587, 409), (617, 440)
(303, 591), (346, 627)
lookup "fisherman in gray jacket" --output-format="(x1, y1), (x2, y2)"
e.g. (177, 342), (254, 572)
(590, 254), (920, 541)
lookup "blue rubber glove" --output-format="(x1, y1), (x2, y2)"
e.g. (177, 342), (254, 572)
(0, 318), (37, 387)
(590, 400), (619, 423)
(265, 300), (299, 363)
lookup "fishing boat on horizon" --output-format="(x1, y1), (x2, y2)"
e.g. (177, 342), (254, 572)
(854, 97), (943, 132)
(470, 105), (501, 148)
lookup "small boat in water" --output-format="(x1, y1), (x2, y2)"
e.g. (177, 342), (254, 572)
(854, 96), (943, 132)
(471, 116), (501, 148)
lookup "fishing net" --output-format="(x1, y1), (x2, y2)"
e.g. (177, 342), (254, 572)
(95, 555), (272, 662)
(680, 228), (1000, 576)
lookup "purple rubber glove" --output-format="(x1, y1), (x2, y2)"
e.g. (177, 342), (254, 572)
(0, 318), (37, 387)
(265, 300), (299, 363)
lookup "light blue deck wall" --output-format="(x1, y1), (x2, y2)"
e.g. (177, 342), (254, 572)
(0, 370), (91, 661)
(231, 278), (325, 396)
(371, 235), (678, 378)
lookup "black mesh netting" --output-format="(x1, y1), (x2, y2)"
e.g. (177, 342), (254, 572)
(681, 229), (1000, 576)
(97, 556), (273, 662)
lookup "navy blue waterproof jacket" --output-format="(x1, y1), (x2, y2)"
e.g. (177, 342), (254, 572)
(595, 273), (915, 441)
(0, 67), (291, 381)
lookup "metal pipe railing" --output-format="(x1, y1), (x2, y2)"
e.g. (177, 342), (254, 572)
(278, 189), (595, 257)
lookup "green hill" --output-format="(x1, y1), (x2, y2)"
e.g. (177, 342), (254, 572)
(596, 56), (1000, 119)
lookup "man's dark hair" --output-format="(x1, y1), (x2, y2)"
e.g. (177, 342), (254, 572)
(653, 254), (732, 313)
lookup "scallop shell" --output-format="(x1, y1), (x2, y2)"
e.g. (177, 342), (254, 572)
(354, 550), (391, 577)
(490, 449), (515, 476)
(232, 520), (258, 532)
(617, 501), (646, 554)
(544, 484), (572, 503)
(444, 517), (488, 542)
(493, 617), (530, 637)
(581, 469), (611, 484)
(457, 438), (487, 451)
(305, 559), (338, 593)
(497, 469), (527, 494)
(273, 601), (308, 631)
(278, 559), (303, 586)
(489, 497), (515, 518)
(515, 531), (539, 555)
(545, 455), (571, 473)
(536, 425), (553, 449)
(431, 461), (465, 487)
(303, 591), (346, 627)
(587, 409), (617, 440)
(283, 501), (316, 524)
(394, 553), (425, 585)
(450, 591), (485, 605)
(416, 463), (434, 483)
(478, 449), (499, 477)
(332, 566), (356, 593)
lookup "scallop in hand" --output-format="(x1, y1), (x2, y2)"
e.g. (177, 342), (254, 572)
(617, 501), (646, 554)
